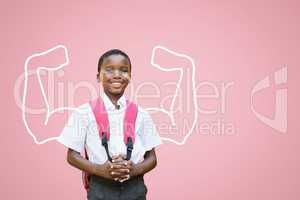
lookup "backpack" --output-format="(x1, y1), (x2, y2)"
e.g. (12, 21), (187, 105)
(82, 97), (138, 190)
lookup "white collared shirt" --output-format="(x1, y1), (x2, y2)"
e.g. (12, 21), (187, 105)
(57, 93), (162, 164)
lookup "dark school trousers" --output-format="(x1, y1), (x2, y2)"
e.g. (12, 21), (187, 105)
(87, 175), (147, 200)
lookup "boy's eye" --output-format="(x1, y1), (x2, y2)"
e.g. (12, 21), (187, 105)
(105, 67), (113, 72)
(121, 68), (129, 72)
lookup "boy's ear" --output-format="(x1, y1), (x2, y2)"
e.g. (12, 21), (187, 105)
(96, 73), (101, 82)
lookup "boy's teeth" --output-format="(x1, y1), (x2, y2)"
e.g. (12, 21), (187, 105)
(112, 82), (121, 86)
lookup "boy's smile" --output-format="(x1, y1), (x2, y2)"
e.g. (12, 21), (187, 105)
(98, 54), (131, 98)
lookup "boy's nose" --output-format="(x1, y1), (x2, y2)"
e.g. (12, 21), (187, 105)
(112, 69), (122, 77)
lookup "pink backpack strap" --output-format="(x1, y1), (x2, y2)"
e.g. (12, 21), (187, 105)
(89, 97), (110, 141)
(89, 97), (112, 162)
(124, 100), (138, 145)
(89, 97), (138, 145)
(88, 97), (138, 161)
(124, 100), (138, 160)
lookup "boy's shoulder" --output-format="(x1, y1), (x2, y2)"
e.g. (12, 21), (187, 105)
(136, 105), (147, 114)
(135, 104), (153, 120)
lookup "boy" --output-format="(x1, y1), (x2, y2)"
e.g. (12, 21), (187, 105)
(58, 49), (162, 200)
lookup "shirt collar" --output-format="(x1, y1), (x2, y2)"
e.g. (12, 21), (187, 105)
(102, 92), (126, 111)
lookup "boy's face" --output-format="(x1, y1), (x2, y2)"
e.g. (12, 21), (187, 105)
(98, 54), (131, 96)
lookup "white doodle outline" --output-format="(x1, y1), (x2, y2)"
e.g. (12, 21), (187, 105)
(22, 45), (198, 145)
(22, 45), (81, 144)
(147, 46), (198, 145)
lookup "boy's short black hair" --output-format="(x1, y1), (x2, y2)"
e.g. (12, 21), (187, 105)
(97, 49), (132, 73)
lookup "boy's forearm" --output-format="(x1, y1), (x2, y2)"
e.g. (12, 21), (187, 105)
(67, 148), (98, 176)
(131, 149), (157, 177)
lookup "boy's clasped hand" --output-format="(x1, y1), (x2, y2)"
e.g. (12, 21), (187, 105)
(111, 155), (133, 182)
(100, 154), (134, 183)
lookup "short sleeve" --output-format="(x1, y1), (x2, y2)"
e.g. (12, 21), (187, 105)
(57, 104), (90, 153)
(139, 109), (162, 151)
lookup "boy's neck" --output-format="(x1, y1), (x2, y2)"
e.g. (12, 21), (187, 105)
(104, 91), (123, 107)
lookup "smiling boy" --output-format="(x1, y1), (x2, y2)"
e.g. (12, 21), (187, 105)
(58, 49), (162, 200)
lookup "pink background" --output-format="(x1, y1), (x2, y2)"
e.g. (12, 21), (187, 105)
(1, 0), (300, 199)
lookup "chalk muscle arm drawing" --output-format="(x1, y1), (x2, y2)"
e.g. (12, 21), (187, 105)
(148, 46), (198, 145)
